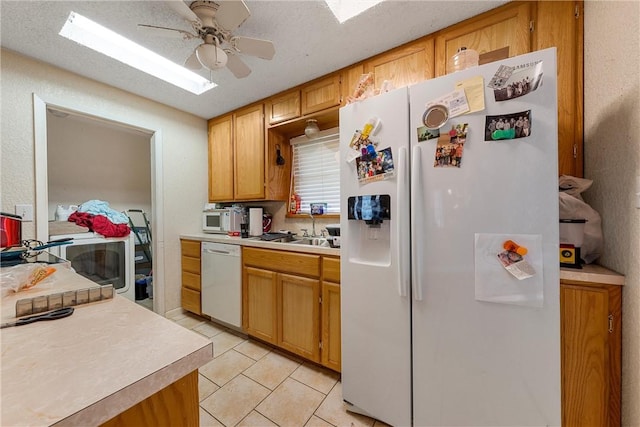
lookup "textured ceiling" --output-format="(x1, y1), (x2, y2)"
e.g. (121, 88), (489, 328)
(1, 1), (507, 119)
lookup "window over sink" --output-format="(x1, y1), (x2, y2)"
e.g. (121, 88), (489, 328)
(291, 128), (340, 214)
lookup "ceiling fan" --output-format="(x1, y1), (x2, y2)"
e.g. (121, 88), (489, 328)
(138, 0), (275, 78)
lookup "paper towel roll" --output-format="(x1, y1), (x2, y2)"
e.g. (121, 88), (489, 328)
(249, 208), (263, 236)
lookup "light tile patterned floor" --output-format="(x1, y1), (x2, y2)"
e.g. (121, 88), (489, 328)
(165, 310), (389, 427)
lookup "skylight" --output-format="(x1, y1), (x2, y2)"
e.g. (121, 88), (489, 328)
(59, 11), (216, 95)
(324, 0), (385, 23)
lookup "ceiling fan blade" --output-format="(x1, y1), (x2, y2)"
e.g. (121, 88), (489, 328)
(215, 0), (251, 32)
(166, 0), (200, 23)
(184, 51), (202, 70)
(226, 53), (251, 78)
(137, 24), (197, 40)
(231, 36), (275, 60)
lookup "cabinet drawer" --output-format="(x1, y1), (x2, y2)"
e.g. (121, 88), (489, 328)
(181, 287), (201, 315)
(182, 256), (200, 275)
(182, 271), (201, 291)
(322, 257), (340, 283)
(243, 247), (321, 278)
(181, 240), (201, 258)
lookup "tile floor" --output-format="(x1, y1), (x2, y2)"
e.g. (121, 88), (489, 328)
(136, 297), (153, 311)
(165, 310), (389, 427)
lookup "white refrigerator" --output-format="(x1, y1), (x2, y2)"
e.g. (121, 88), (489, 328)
(339, 48), (560, 426)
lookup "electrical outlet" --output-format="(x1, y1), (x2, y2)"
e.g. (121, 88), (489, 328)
(15, 204), (34, 221)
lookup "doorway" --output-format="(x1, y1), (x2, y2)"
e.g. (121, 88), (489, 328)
(33, 94), (165, 315)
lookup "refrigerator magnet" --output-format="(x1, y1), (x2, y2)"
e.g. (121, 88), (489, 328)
(422, 104), (449, 130)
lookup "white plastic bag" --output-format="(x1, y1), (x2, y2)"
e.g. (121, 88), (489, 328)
(559, 192), (603, 264)
(559, 175), (593, 201)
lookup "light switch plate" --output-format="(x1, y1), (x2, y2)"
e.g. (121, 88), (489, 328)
(15, 204), (34, 221)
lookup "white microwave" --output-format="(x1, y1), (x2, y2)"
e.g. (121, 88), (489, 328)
(203, 209), (243, 234)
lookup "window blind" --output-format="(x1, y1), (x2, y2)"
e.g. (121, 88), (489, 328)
(291, 129), (340, 214)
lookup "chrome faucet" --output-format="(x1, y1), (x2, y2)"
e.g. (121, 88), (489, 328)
(308, 213), (317, 237)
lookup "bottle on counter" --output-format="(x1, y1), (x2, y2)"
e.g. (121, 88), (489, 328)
(289, 193), (301, 214)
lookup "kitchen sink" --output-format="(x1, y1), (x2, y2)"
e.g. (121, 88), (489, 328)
(256, 233), (332, 247)
(288, 237), (330, 247)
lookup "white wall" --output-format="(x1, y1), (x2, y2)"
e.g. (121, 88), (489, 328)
(584, 2), (640, 426)
(1, 49), (209, 313)
(47, 113), (152, 219)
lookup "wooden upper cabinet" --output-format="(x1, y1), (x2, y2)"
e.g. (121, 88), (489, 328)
(208, 114), (234, 202)
(341, 64), (365, 106)
(434, 2), (532, 76)
(267, 90), (301, 125)
(364, 38), (435, 91)
(234, 103), (265, 200)
(534, 0), (584, 177)
(301, 74), (342, 115)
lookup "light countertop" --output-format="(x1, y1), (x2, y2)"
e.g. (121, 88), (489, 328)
(181, 234), (624, 286)
(1, 265), (213, 426)
(560, 263), (625, 286)
(180, 233), (341, 256)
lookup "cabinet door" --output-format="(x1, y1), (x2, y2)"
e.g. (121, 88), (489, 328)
(301, 74), (341, 115)
(560, 282), (622, 427)
(208, 114), (234, 202)
(234, 104), (265, 200)
(321, 281), (341, 372)
(278, 273), (320, 362)
(267, 90), (300, 124)
(434, 2), (532, 76)
(534, 1), (584, 177)
(243, 267), (278, 344)
(340, 64), (365, 106)
(364, 38), (435, 91)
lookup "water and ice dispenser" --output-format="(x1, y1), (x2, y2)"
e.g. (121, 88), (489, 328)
(346, 194), (392, 265)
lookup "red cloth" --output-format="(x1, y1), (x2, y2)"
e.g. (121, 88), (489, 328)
(68, 212), (130, 238)
(68, 211), (94, 228)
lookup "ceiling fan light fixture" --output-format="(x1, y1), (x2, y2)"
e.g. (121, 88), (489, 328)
(184, 51), (202, 70)
(196, 43), (228, 70)
(304, 119), (320, 139)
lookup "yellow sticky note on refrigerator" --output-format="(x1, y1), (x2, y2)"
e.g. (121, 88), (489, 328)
(455, 76), (485, 114)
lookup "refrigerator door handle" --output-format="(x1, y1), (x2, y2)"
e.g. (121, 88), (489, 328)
(397, 146), (410, 297)
(411, 144), (424, 301)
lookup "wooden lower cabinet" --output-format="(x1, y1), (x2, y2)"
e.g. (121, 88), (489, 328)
(243, 267), (278, 344)
(279, 273), (321, 362)
(560, 279), (622, 427)
(321, 281), (341, 372)
(180, 240), (201, 315)
(242, 247), (340, 371)
(100, 370), (199, 427)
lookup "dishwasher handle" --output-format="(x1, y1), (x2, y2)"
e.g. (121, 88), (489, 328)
(204, 248), (234, 255)
(201, 242), (241, 257)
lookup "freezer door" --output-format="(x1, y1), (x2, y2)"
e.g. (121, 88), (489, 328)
(339, 88), (412, 427)
(409, 48), (561, 426)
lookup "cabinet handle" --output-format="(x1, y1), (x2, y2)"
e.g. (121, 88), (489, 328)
(608, 314), (614, 333)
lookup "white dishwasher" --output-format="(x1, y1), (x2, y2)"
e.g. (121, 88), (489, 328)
(201, 242), (242, 329)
